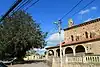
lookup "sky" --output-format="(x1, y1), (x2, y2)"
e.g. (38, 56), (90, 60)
(0, 0), (100, 54)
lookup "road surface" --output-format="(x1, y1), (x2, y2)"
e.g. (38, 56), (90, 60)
(8, 62), (49, 67)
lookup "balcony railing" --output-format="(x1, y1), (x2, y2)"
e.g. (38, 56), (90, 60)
(53, 55), (100, 63)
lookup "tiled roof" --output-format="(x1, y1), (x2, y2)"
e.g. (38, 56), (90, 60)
(46, 35), (100, 49)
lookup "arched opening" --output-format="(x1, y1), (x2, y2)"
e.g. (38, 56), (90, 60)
(56, 49), (63, 57)
(75, 45), (85, 53)
(65, 47), (73, 54)
(48, 50), (54, 56)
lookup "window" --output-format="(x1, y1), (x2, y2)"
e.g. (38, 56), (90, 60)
(85, 32), (88, 38)
(90, 32), (92, 38)
(90, 32), (95, 38)
(71, 35), (74, 41)
(76, 36), (79, 41)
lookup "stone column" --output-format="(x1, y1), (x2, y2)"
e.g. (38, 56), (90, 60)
(46, 50), (48, 60)
(85, 47), (87, 53)
(73, 47), (76, 56)
(63, 47), (65, 57)
(54, 49), (57, 57)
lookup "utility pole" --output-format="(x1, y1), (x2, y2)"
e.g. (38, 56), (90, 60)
(0, 0), (22, 22)
(54, 20), (62, 67)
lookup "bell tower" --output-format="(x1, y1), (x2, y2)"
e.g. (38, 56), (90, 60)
(68, 18), (74, 27)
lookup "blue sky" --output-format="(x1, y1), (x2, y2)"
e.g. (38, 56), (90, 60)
(0, 0), (100, 54)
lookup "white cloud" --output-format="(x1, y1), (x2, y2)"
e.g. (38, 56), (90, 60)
(33, 30), (64, 54)
(33, 48), (46, 55)
(33, 31), (64, 54)
(91, 7), (97, 10)
(79, 9), (90, 15)
(46, 30), (64, 47)
(34, 48), (45, 51)
(84, 16), (100, 22)
(84, 18), (92, 22)
(79, 6), (97, 15)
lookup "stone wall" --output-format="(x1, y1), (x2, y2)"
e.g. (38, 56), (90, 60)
(64, 20), (100, 44)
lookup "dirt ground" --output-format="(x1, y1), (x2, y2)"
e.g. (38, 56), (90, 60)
(8, 62), (49, 67)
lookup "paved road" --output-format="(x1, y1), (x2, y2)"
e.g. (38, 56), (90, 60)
(8, 62), (49, 67)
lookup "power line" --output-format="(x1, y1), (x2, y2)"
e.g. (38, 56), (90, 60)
(59, 0), (84, 20)
(5, 0), (17, 14)
(24, 0), (39, 11)
(47, 26), (58, 36)
(13, 0), (27, 11)
(15, 0), (32, 11)
(12, 0), (39, 13)
(9, 0), (26, 15)
(71, 0), (96, 17)
(0, 0), (22, 22)
(10, 0), (33, 16)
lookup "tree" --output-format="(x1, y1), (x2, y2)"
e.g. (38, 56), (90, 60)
(0, 10), (47, 60)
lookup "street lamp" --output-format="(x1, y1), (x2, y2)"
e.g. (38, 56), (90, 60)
(54, 20), (62, 67)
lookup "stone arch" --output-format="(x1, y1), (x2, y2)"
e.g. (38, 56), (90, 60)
(65, 47), (73, 54)
(75, 45), (85, 53)
(48, 50), (54, 56)
(56, 49), (63, 57)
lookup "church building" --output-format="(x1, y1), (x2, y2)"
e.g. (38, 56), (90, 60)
(46, 18), (100, 67)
